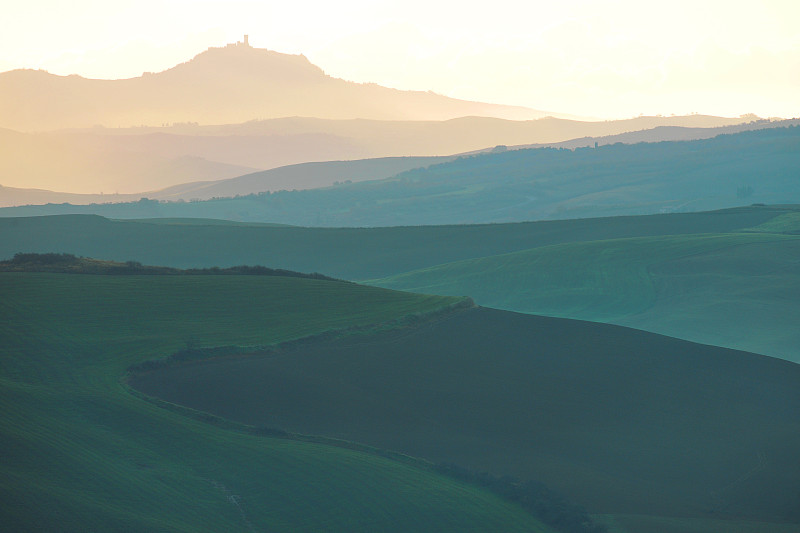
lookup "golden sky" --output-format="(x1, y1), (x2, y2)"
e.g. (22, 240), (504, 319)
(3, 0), (799, 119)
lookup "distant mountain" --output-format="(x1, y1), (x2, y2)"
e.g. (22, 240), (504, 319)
(0, 41), (774, 197)
(0, 42), (553, 131)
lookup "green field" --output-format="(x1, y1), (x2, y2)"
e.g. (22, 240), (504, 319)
(0, 272), (555, 532)
(3, 206), (798, 362)
(371, 232), (800, 362)
(131, 306), (800, 531)
(0, 205), (791, 280)
(744, 211), (800, 234)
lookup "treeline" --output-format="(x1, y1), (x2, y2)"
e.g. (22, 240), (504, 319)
(128, 344), (247, 374)
(433, 463), (607, 533)
(0, 253), (339, 281)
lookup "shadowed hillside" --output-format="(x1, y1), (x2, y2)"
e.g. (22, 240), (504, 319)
(130, 306), (800, 530)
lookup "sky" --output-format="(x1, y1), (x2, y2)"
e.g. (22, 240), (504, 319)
(2, 0), (799, 119)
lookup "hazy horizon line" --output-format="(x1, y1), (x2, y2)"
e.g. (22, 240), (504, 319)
(2, 40), (782, 122)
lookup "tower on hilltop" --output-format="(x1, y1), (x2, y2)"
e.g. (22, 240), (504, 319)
(244, 34), (249, 47)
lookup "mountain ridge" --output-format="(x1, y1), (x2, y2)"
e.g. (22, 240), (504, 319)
(0, 43), (553, 131)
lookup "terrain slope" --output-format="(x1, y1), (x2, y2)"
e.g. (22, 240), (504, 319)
(0, 206), (788, 279)
(130, 306), (800, 531)
(372, 232), (800, 362)
(0, 270), (554, 532)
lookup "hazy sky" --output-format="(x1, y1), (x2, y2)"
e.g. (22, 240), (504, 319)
(3, 0), (799, 119)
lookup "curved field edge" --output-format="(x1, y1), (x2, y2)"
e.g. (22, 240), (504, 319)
(742, 211), (800, 234)
(369, 232), (800, 359)
(0, 272), (551, 532)
(127, 305), (800, 528)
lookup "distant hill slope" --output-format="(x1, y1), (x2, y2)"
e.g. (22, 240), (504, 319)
(151, 155), (454, 201)
(0, 152), (449, 205)
(371, 232), (800, 362)
(0, 115), (762, 196)
(508, 118), (800, 151)
(0, 43), (549, 132)
(130, 305), (800, 530)
(0, 206), (788, 279)
(1, 270), (557, 532)
(2, 126), (797, 223)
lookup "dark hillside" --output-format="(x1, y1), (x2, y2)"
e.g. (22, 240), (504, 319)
(2, 272), (546, 532)
(130, 306), (800, 524)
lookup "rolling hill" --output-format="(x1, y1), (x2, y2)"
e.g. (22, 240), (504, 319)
(0, 115), (765, 197)
(371, 232), (800, 362)
(0, 268), (561, 532)
(0, 206), (789, 280)
(3, 206), (797, 362)
(148, 155), (454, 201)
(130, 305), (800, 532)
(3, 126), (796, 224)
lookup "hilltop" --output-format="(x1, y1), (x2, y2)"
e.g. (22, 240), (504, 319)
(0, 42), (547, 132)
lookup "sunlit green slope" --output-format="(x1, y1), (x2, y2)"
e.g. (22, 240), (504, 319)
(371, 232), (800, 361)
(0, 272), (550, 532)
